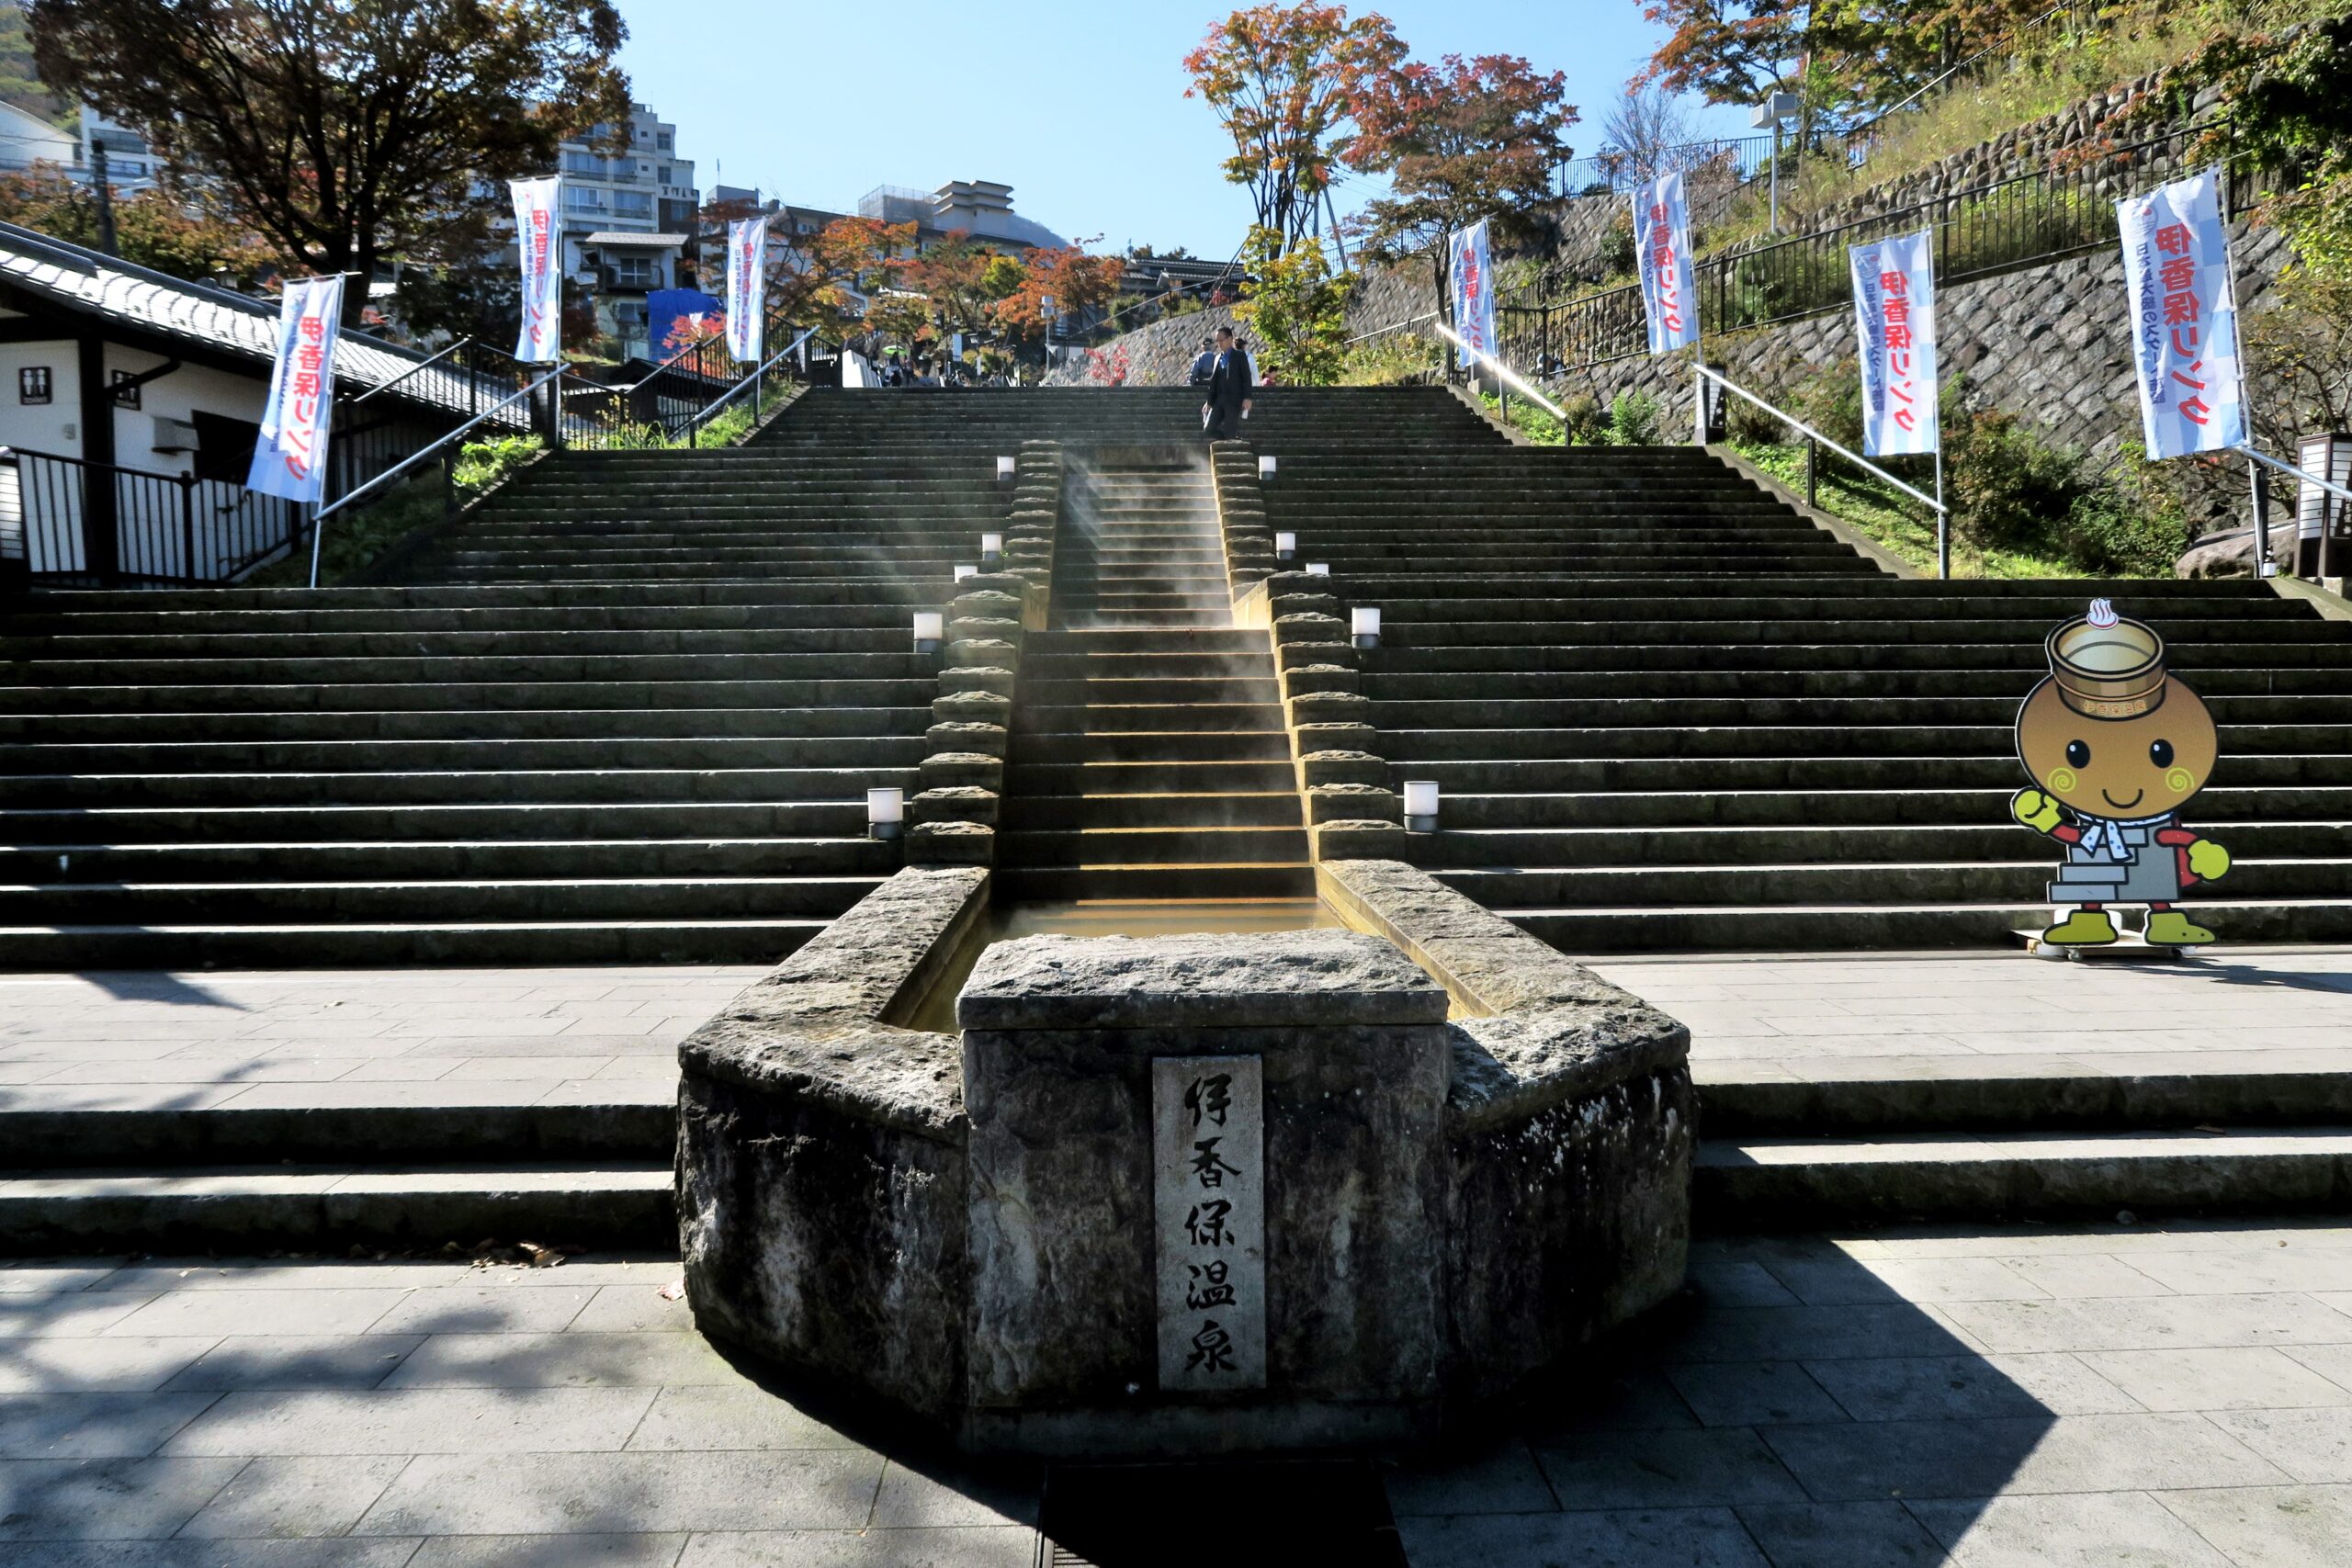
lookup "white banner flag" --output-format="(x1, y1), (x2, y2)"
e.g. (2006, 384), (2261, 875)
(2117, 167), (2247, 458)
(1849, 231), (1940, 457)
(246, 275), (344, 503)
(1448, 218), (1494, 369)
(1634, 172), (1698, 355)
(725, 217), (766, 363)
(511, 175), (561, 363)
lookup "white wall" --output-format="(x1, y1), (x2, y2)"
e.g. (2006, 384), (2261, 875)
(103, 344), (267, 479)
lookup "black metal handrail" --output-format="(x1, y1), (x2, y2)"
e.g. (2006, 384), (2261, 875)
(1501, 125), (2217, 374)
(5, 445), (306, 586)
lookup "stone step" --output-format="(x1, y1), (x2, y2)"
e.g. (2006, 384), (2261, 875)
(1694, 1127), (2352, 1228)
(0, 837), (896, 883)
(0, 874), (884, 924)
(0, 798), (891, 842)
(0, 917), (828, 967)
(1493, 896), (2352, 953)
(998, 825), (1312, 864)
(1407, 819), (2347, 865)
(1438, 856), (2352, 906)
(0, 1164), (674, 1253)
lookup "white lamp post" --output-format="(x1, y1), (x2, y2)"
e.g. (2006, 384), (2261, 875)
(912, 611), (944, 654)
(996, 455), (1016, 481)
(1403, 780), (1440, 833)
(867, 787), (905, 840)
(1351, 605), (1381, 649)
(981, 532), (1003, 562)
(1305, 562), (1329, 577)
(1275, 531), (1296, 560)
(954, 565), (978, 582)
(1259, 455), (1278, 481)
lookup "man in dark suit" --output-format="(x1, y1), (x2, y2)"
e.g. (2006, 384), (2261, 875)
(1201, 325), (1255, 441)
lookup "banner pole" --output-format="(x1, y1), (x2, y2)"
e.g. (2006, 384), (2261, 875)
(307, 499), (323, 589)
(1935, 447), (1948, 581)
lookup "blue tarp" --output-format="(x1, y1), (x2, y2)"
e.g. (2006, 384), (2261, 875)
(648, 289), (722, 355)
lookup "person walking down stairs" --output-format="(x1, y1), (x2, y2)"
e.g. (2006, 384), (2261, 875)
(1201, 325), (1255, 441)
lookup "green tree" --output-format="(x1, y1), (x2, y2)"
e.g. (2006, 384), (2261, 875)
(0, 164), (270, 285)
(27, 0), (629, 322)
(0, 1), (70, 126)
(1234, 225), (1352, 385)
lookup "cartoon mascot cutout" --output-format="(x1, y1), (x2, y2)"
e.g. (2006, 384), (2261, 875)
(2012, 599), (2231, 947)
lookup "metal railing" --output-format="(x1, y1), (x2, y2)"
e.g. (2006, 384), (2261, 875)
(5, 446), (307, 586)
(308, 367), (563, 586)
(2238, 443), (2352, 582)
(1505, 126), (2213, 373)
(551, 307), (824, 449)
(1693, 363), (1953, 580)
(1430, 321), (1569, 433)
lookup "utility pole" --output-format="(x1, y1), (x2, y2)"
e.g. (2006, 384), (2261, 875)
(90, 140), (118, 257)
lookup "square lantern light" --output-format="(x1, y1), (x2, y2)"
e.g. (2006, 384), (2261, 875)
(1259, 455), (1278, 481)
(954, 565), (978, 583)
(912, 611), (944, 654)
(981, 532), (1003, 561)
(1351, 606), (1381, 649)
(1305, 562), (1330, 577)
(1403, 780), (1440, 833)
(1275, 531), (1296, 560)
(867, 787), (905, 840)
(996, 455), (1016, 481)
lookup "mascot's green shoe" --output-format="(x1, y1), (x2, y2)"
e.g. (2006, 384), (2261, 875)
(2041, 909), (2119, 946)
(2146, 910), (2217, 947)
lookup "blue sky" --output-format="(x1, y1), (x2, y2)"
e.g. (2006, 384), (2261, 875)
(613, 0), (1746, 258)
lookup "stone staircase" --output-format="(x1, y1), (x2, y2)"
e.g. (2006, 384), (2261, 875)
(0, 444), (1023, 969)
(999, 451), (1314, 903)
(1267, 440), (2352, 953)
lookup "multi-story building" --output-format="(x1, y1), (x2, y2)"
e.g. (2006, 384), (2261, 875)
(555, 103), (699, 359)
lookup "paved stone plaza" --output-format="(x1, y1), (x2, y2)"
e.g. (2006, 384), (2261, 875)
(8, 948), (2346, 1117)
(8, 1219), (2352, 1563)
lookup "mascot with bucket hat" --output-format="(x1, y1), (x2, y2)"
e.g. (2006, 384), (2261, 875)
(2012, 599), (2232, 947)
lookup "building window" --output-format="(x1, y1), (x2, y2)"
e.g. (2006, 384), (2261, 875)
(108, 369), (141, 409)
(563, 187), (608, 212)
(612, 190), (652, 218)
(656, 132), (672, 150)
(17, 367), (51, 404)
(610, 256), (659, 288)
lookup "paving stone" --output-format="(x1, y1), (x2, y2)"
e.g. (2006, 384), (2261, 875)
(1802, 1352), (2142, 1422)
(675, 1529), (1037, 1568)
(0, 1393), (220, 1460)
(2207, 1407), (2352, 1483)
(158, 1337), (422, 1393)
(1532, 1428), (1809, 1509)
(404, 1535), (689, 1567)
(0, 1455), (250, 1540)
(1664, 1361), (1849, 1427)
(379, 1332), (740, 1390)
(1731, 1501), (1950, 1567)
(175, 1454), (409, 1539)
(624, 1386), (863, 1450)
(100, 1290), (411, 1339)
(0, 1265), (121, 1294)
(2075, 1348), (2352, 1412)
(1394, 1507), (1772, 1567)
(0, 1542), (424, 1566)
(162, 1387), (657, 1456)
(0, 1292), (159, 1337)
(870, 1461), (1037, 1528)
(1383, 1442), (1556, 1517)
(1944, 1292), (2352, 1354)
(1759, 1411), (2287, 1500)
(1907, 1490), (2237, 1565)
(362, 1284), (598, 1336)
(0, 1337), (218, 1394)
(2156, 1482), (2352, 1568)
(350, 1450), (885, 1535)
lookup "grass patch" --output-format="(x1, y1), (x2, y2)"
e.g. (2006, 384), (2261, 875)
(243, 434), (545, 589)
(1731, 439), (2076, 579)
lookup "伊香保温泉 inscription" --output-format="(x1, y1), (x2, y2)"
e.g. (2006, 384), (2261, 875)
(1155, 1055), (1266, 1390)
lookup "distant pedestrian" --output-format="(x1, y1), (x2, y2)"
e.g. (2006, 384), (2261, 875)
(1201, 325), (1254, 441)
(1187, 333), (1217, 389)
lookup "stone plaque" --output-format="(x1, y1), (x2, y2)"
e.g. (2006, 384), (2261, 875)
(1152, 1055), (1267, 1390)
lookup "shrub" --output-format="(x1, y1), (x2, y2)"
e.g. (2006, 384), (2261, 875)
(1946, 405), (2089, 554)
(1724, 389), (1785, 446)
(452, 434), (541, 493)
(1609, 389), (1662, 445)
(2063, 444), (2193, 576)
(1558, 392), (1608, 445)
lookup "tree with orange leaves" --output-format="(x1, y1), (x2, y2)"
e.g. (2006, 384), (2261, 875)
(1183, 3), (1407, 253)
(1344, 52), (1575, 311)
(990, 245), (1125, 344)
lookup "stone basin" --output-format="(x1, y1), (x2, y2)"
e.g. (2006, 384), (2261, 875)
(675, 861), (1692, 1456)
